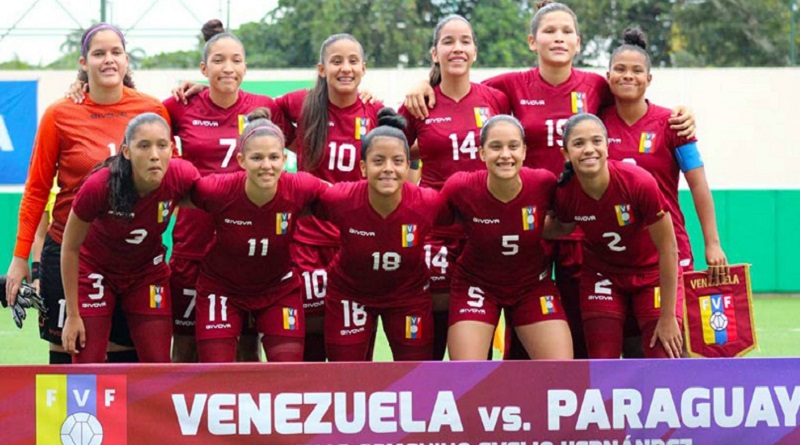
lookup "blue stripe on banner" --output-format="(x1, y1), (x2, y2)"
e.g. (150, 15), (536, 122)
(67, 375), (97, 416)
(0, 80), (38, 185)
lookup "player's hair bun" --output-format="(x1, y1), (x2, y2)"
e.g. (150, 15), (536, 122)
(376, 107), (407, 131)
(247, 107), (273, 122)
(201, 19), (225, 42)
(536, 0), (555, 9)
(622, 28), (647, 50)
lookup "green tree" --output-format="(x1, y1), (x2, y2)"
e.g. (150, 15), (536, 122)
(471, 0), (536, 67)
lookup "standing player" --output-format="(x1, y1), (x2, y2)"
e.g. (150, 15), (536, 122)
(60, 113), (200, 363)
(441, 115), (572, 360)
(276, 34), (384, 361)
(602, 28), (728, 281)
(315, 108), (443, 362)
(548, 113), (683, 359)
(163, 22), (286, 362)
(398, 14), (510, 360)
(5, 23), (170, 364)
(404, 1), (695, 359)
(190, 109), (327, 362)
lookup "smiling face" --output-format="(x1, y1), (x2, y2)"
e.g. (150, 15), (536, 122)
(319, 38), (365, 98)
(480, 120), (526, 181)
(528, 10), (580, 68)
(562, 118), (609, 179)
(360, 136), (409, 198)
(431, 18), (477, 79)
(79, 30), (129, 91)
(201, 36), (246, 95)
(237, 134), (286, 191)
(122, 122), (172, 193)
(607, 49), (651, 102)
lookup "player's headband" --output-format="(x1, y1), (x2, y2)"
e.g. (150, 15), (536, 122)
(81, 24), (126, 57)
(241, 125), (285, 149)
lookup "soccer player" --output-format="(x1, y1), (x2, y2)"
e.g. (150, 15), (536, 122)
(314, 108), (443, 362)
(398, 14), (511, 360)
(276, 34), (384, 361)
(60, 113), (200, 363)
(602, 28), (728, 281)
(548, 113), (683, 359)
(189, 109), (327, 363)
(163, 22), (286, 363)
(441, 115), (572, 360)
(403, 0), (695, 360)
(5, 23), (170, 364)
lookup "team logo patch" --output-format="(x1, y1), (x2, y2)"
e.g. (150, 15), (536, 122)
(571, 91), (586, 114)
(157, 200), (172, 223)
(238, 114), (249, 135)
(36, 374), (127, 445)
(355, 117), (370, 140)
(700, 293), (738, 345)
(276, 212), (291, 235)
(401, 224), (418, 247)
(614, 204), (634, 226)
(405, 315), (421, 339)
(522, 206), (536, 231)
(283, 307), (298, 331)
(540, 295), (557, 314)
(473, 107), (490, 128)
(149, 285), (164, 309)
(639, 132), (656, 154)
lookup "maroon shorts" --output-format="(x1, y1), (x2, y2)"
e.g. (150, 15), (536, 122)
(291, 241), (338, 315)
(450, 273), (566, 327)
(169, 256), (200, 335)
(195, 273), (305, 341)
(423, 233), (465, 294)
(324, 287), (433, 349)
(579, 265), (685, 323)
(78, 262), (171, 318)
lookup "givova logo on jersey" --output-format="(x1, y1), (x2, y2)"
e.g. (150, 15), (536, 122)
(700, 293), (738, 345)
(36, 374), (126, 445)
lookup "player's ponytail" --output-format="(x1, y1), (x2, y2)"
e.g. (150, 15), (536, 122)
(429, 15), (476, 87)
(360, 107), (409, 160)
(557, 161), (575, 186)
(301, 33), (364, 170)
(239, 107), (285, 153)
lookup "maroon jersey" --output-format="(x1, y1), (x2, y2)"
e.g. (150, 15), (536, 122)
(555, 161), (669, 274)
(315, 181), (443, 306)
(276, 90), (384, 246)
(191, 171), (327, 296)
(399, 83), (510, 190)
(72, 158), (200, 277)
(601, 102), (698, 263)
(483, 68), (612, 175)
(164, 89), (285, 260)
(441, 168), (556, 293)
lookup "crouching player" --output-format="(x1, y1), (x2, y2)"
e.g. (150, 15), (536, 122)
(61, 113), (200, 363)
(315, 108), (444, 361)
(190, 109), (327, 362)
(547, 113), (683, 358)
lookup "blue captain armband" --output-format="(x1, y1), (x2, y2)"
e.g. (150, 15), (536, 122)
(675, 142), (704, 173)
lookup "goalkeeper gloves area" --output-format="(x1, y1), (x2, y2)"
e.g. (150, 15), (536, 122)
(0, 274), (47, 329)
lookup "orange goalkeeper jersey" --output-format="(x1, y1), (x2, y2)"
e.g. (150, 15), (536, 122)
(14, 87), (170, 258)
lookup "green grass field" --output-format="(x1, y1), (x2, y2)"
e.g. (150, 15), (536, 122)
(0, 296), (795, 364)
